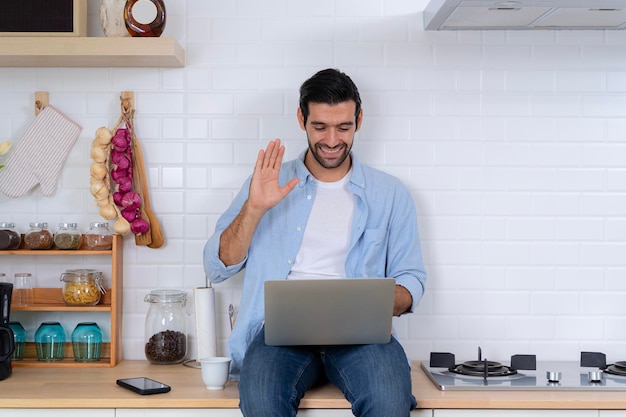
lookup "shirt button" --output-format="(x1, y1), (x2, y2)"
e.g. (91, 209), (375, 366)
(296, 227), (302, 232)
(287, 259), (293, 264)
(307, 195), (312, 200)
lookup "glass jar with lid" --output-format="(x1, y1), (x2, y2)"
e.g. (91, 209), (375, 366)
(0, 222), (21, 250)
(144, 289), (188, 365)
(85, 222), (113, 250)
(60, 269), (105, 306)
(53, 222), (82, 250)
(24, 222), (53, 250)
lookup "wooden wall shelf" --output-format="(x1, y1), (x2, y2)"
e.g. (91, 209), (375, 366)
(0, 37), (185, 67)
(4, 234), (123, 367)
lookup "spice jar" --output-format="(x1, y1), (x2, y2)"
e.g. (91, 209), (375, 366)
(71, 322), (103, 362)
(144, 289), (188, 365)
(24, 222), (53, 250)
(53, 223), (82, 250)
(35, 321), (66, 362)
(85, 222), (113, 250)
(0, 222), (21, 250)
(60, 269), (105, 306)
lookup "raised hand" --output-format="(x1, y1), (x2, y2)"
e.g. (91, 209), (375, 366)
(218, 139), (298, 266)
(247, 139), (299, 216)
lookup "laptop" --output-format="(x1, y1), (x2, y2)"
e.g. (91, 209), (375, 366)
(264, 278), (395, 346)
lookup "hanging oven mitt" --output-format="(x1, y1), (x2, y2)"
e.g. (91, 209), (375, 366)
(0, 105), (82, 198)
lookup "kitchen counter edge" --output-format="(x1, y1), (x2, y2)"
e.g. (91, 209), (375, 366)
(2, 360), (626, 410)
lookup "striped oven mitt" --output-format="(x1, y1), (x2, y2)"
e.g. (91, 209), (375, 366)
(0, 106), (81, 198)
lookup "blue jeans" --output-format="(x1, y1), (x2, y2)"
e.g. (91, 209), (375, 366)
(238, 327), (417, 417)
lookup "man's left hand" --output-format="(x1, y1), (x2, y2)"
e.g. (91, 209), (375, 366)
(393, 285), (412, 316)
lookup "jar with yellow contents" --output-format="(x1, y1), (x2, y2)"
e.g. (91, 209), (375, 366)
(60, 269), (106, 306)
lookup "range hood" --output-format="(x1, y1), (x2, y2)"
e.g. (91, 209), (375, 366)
(424, 0), (626, 30)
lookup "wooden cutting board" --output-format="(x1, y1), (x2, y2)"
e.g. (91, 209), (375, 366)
(122, 91), (163, 249)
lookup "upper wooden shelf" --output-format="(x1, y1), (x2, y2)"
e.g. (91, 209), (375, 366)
(0, 37), (185, 67)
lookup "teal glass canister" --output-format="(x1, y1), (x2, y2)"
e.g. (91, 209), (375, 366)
(35, 322), (66, 362)
(9, 322), (26, 361)
(71, 322), (103, 362)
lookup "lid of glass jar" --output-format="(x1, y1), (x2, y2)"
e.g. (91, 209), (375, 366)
(29, 222), (48, 228)
(58, 222), (78, 228)
(60, 269), (102, 281)
(0, 222), (16, 228)
(89, 222), (109, 228)
(144, 289), (186, 304)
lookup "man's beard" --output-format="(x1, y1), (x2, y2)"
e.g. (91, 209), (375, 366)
(307, 136), (352, 169)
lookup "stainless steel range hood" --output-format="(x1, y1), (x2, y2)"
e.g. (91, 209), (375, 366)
(424, 0), (626, 30)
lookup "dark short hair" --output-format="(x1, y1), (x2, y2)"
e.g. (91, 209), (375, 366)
(299, 68), (362, 127)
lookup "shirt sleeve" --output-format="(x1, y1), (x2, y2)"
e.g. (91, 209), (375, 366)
(386, 184), (427, 314)
(203, 176), (252, 284)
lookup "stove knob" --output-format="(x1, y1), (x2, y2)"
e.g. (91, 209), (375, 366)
(588, 371), (602, 383)
(546, 371), (561, 383)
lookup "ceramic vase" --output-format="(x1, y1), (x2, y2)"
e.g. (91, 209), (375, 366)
(100, 0), (130, 37)
(124, 0), (166, 37)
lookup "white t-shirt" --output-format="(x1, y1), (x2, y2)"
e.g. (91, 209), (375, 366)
(288, 172), (355, 280)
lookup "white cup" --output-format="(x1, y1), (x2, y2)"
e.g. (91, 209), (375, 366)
(199, 357), (232, 390)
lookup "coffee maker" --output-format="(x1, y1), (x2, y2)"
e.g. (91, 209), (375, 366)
(0, 283), (15, 380)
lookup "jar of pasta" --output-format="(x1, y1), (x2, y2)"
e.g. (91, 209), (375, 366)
(60, 269), (105, 306)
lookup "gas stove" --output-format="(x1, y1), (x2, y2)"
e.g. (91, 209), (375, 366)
(422, 349), (626, 391)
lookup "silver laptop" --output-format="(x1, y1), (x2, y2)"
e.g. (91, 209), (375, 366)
(264, 278), (395, 346)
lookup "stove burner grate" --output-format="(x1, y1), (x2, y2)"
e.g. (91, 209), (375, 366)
(449, 360), (518, 377)
(603, 361), (626, 377)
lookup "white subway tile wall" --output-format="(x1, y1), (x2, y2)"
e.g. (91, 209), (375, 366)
(0, 0), (625, 363)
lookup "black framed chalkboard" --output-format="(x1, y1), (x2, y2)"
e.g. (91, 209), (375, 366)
(0, 0), (85, 36)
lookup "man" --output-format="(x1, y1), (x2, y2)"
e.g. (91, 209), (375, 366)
(204, 68), (426, 417)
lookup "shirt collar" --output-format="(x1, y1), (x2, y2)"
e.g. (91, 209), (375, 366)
(296, 149), (366, 189)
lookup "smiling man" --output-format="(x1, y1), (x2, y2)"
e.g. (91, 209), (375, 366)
(204, 68), (427, 417)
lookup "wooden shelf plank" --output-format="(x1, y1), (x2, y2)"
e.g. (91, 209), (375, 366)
(0, 37), (185, 67)
(11, 287), (112, 312)
(13, 342), (113, 368)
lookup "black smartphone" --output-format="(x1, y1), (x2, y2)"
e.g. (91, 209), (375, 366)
(116, 377), (171, 395)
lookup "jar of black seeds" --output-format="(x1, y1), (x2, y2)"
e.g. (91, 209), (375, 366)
(144, 289), (188, 365)
(54, 223), (82, 250)
(0, 222), (21, 250)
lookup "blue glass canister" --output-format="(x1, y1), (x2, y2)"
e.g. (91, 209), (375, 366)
(71, 322), (102, 362)
(35, 322), (66, 362)
(8, 322), (26, 361)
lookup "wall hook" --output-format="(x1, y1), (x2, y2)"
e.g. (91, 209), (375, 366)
(34, 91), (49, 116)
(120, 91), (134, 116)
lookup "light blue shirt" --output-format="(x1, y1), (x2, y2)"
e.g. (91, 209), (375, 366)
(203, 151), (427, 377)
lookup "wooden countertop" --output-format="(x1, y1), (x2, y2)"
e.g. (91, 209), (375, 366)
(0, 360), (347, 409)
(2, 360), (626, 410)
